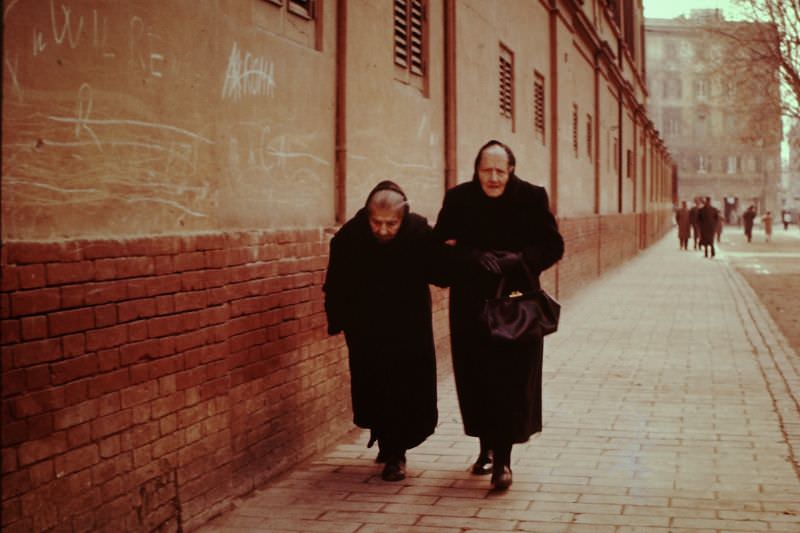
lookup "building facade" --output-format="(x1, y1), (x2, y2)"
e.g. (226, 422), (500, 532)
(1, 1), (673, 531)
(645, 9), (782, 220)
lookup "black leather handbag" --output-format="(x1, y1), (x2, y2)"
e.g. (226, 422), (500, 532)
(479, 263), (560, 343)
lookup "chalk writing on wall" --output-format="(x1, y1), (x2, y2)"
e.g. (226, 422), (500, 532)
(221, 42), (276, 101)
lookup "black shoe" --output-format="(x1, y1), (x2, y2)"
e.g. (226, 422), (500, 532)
(471, 450), (493, 475)
(490, 465), (512, 491)
(381, 457), (406, 482)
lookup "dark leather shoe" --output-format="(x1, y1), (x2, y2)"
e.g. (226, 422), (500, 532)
(381, 457), (406, 481)
(471, 450), (493, 475)
(490, 465), (512, 490)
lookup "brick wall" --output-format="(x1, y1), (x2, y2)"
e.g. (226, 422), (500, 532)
(0, 212), (670, 531)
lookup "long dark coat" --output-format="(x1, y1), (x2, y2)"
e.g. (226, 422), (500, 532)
(323, 210), (439, 450)
(675, 207), (691, 241)
(697, 205), (719, 246)
(433, 176), (564, 443)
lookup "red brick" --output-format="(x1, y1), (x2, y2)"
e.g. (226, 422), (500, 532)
(120, 338), (162, 366)
(95, 257), (154, 281)
(132, 403), (151, 425)
(28, 412), (54, 440)
(181, 271), (206, 291)
(94, 304), (117, 328)
(89, 369), (129, 398)
(25, 365), (51, 391)
(151, 432), (183, 458)
(174, 290), (208, 312)
(54, 444), (99, 475)
(18, 264), (47, 290)
(0, 294), (9, 319)
(127, 236), (181, 256)
(154, 255), (175, 275)
(98, 391), (121, 416)
(18, 432), (67, 465)
(159, 413), (178, 435)
(97, 348), (119, 371)
(91, 410), (133, 439)
(147, 315), (183, 338)
(2, 420), (27, 446)
(144, 274), (182, 296)
(1, 319), (21, 344)
(46, 261), (95, 285)
(13, 388), (65, 418)
(2, 265), (19, 291)
(175, 367), (206, 391)
(3, 368), (26, 396)
(51, 354), (99, 385)
(84, 281), (128, 305)
(63, 379), (90, 406)
(120, 380), (159, 408)
(194, 233), (226, 251)
(2, 497), (22, 526)
(12, 338), (61, 367)
(54, 399), (99, 430)
(1, 469), (31, 499)
(60, 284), (86, 308)
(62, 334), (86, 357)
(128, 321), (148, 342)
(151, 391), (185, 418)
(48, 308), (95, 336)
(128, 421), (160, 447)
(7, 241), (82, 264)
(29, 459), (55, 487)
(86, 325), (128, 352)
(117, 298), (156, 323)
(20, 316), (47, 340)
(173, 252), (205, 272)
(98, 435), (121, 459)
(155, 295), (175, 315)
(67, 422), (91, 448)
(148, 354), (183, 379)
(10, 288), (61, 316)
(90, 452), (131, 485)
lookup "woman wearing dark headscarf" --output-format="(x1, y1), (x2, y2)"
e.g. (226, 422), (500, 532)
(323, 181), (443, 481)
(433, 140), (564, 490)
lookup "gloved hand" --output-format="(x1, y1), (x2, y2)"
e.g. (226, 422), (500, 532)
(492, 251), (522, 275)
(470, 250), (522, 275)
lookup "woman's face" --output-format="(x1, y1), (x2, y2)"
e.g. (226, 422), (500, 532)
(477, 145), (513, 198)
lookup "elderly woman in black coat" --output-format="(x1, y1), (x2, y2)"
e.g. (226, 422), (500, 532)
(323, 181), (444, 482)
(433, 140), (564, 490)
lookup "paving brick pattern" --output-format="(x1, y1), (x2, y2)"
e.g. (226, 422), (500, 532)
(199, 235), (800, 532)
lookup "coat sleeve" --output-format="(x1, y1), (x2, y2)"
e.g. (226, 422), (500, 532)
(432, 189), (476, 285)
(322, 234), (348, 335)
(521, 187), (564, 274)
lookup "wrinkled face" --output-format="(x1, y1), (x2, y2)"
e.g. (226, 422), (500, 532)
(477, 145), (513, 198)
(369, 206), (404, 244)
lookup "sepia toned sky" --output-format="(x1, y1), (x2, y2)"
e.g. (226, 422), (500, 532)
(644, 0), (746, 20)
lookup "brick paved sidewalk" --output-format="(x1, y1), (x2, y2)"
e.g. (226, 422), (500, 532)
(198, 234), (800, 532)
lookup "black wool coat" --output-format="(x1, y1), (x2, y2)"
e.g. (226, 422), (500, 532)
(323, 210), (440, 450)
(433, 176), (564, 443)
(697, 205), (719, 245)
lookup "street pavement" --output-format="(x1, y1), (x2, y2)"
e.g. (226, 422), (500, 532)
(198, 231), (800, 533)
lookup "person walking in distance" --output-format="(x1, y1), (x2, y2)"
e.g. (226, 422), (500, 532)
(697, 196), (719, 258)
(433, 140), (564, 490)
(689, 197), (702, 250)
(323, 181), (445, 482)
(675, 201), (691, 250)
(763, 211), (774, 242)
(743, 205), (756, 243)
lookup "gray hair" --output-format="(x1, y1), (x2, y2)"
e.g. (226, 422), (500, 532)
(367, 189), (408, 212)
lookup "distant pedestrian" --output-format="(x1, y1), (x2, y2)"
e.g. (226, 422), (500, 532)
(743, 205), (756, 243)
(323, 180), (445, 482)
(675, 201), (691, 250)
(433, 140), (564, 491)
(715, 209), (723, 243)
(763, 211), (773, 242)
(782, 210), (791, 231)
(689, 197), (702, 250)
(697, 196), (719, 258)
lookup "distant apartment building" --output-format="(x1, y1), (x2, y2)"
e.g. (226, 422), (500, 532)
(645, 9), (782, 220)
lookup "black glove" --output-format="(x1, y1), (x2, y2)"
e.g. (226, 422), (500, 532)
(492, 251), (523, 275)
(470, 250), (502, 274)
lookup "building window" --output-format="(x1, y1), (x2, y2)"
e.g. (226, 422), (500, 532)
(695, 78), (709, 100)
(626, 149), (633, 178)
(499, 44), (514, 128)
(257, 0), (319, 49)
(613, 136), (619, 171)
(534, 71), (546, 144)
(586, 114), (593, 161)
(287, 0), (314, 18)
(694, 115), (709, 138)
(663, 77), (682, 99)
(394, 0), (426, 80)
(698, 154), (709, 173)
(664, 40), (678, 59)
(572, 104), (579, 157)
(663, 108), (681, 136)
(727, 155), (736, 174)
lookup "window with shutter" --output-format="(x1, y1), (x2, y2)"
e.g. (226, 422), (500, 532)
(534, 71), (545, 144)
(393, 0), (427, 92)
(586, 114), (593, 161)
(499, 45), (514, 127)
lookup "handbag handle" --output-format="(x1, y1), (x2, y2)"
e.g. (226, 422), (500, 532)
(494, 257), (537, 298)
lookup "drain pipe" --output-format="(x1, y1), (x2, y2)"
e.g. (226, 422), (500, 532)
(335, 0), (348, 223)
